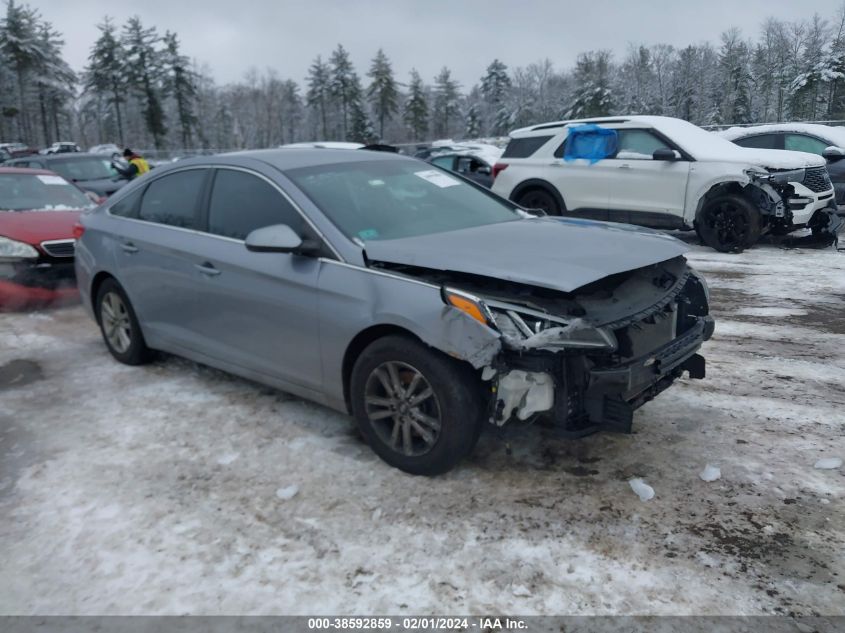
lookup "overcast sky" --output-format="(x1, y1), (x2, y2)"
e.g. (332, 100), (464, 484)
(29, 0), (845, 87)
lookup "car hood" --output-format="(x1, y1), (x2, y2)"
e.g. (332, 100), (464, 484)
(0, 210), (81, 245)
(364, 217), (690, 293)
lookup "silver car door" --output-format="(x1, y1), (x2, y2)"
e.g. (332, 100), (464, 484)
(182, 167), (323, 391)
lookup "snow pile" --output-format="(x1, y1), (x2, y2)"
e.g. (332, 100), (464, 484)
(699, 464), (721, 482)
(629, 478), (655, 501)
(814, 458), (842, 470)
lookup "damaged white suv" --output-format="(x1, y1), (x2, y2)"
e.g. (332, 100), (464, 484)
(491, 115), (839, 252)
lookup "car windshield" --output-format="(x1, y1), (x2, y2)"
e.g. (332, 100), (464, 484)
(0, 173), (96, 211)
(49, 157), (118, 181)
(286, 159), (518, 241)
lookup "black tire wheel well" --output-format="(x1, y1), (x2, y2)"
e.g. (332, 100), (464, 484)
(512, 183), (563, 216)
(695, 190), (762, 253)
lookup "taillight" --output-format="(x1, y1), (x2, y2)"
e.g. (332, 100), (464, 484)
(492, 163), (508, 180)
(72, 222), (85, 239)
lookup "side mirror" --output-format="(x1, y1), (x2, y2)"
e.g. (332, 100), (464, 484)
(245, 224), (319, 256)
(652, 148), (679, 161)
(823, 146), (845, 162)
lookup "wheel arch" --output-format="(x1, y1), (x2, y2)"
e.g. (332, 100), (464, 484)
(90, 271), (117, 323)
(341, 324), (423, 413)
(510, 179), (566, 212)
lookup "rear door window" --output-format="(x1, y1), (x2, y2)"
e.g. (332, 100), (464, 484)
(138, 169), (206, 229)
(206, 169), (304, 240)
(430, 156), (455, 170)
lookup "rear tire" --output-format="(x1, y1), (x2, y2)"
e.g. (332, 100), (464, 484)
(695, 193), (761, 252)
(350, 335), (483, 476)
(515, 188), (561, 216)
(95, 278), (152, 365)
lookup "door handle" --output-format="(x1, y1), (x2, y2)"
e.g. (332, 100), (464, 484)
(120, 241), (139, 253)
(617, 164), (632, 169)
(195, 262), (221, 277)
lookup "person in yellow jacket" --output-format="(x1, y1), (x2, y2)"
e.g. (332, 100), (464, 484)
(115, 148), (150, 179)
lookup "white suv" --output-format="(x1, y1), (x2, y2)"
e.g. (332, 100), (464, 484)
(491, 115), (837, 251)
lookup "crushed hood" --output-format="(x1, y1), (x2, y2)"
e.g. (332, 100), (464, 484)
(364, 217), (689, 293)
(729, 147), (825, 170)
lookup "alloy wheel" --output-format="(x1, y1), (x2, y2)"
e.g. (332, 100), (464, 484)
(703, 202), (749, 250)
(101, 291), (132, 354)
(364, 361), (442, 457)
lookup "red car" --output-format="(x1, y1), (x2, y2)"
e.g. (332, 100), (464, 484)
(0, 167), (96, 310)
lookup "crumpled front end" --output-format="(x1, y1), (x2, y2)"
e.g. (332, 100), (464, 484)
(466, 256), (714, 435)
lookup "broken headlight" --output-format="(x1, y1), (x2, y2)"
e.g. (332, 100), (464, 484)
(487, 303), (617, 351)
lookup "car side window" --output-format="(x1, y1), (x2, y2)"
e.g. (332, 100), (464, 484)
(207, 169), (304, 240)
(784, 134), (829, 155)
(138, 169), (206, 229)
(615, 129), (670, 159)
(430, 156), (454, 170)
(734, 134), (780, 150)
(109, 187), (144, 218)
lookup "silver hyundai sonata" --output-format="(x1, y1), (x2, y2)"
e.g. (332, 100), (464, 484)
(75, 149), (714, 475)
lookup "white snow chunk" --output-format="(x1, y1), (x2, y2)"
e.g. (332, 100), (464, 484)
(275, 485), (300, 500)
(511, 583), (532, 597)
(814, 458), (842, 470)
(216, 452), (239, 465)
(699, 464), (721, 482)
(372, 508), (382, 521)
(629, 478), (655, 501)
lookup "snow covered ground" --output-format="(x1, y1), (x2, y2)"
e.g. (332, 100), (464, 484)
(0, 241), (843, 616)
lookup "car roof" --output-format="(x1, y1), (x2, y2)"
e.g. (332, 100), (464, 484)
(0, 166), (56, 176)
(510, 115), (683, 137)
(177, 148), (417, 171)
(22, 152), (104, 161)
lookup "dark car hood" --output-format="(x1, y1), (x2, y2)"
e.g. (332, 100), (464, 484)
(0, 209), (81, 245)
(73, 177), (127, 196)
(364, 217), (690, 293)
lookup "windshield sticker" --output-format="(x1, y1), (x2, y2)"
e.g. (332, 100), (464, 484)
(36, 175), (68, 185)
(414, 169), (461, 188)
(358, 228), (379, 240)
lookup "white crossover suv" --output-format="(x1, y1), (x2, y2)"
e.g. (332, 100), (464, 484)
(491, 115), (838, 251)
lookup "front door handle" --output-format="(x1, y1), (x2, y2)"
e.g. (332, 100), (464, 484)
(617, 164), (632, 169)
(195, 262), (221, 277)
(120, 241), (139, 253)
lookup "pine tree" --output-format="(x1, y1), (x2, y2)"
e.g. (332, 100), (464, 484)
(306, 55), (330, 140)
(366, 48), (398, 140)
(0, 1), (44, 141)
(464, 102), (481, 138)
(565, 51), (614, 118)
(480, 59), (511, 134)
(121, 16), (167, 148)
(403, 68), (428, 140)
(348, 98), (374, 143)
(84, 17), (125, 144)
(34, 21), (75, 144)
(432, 66), (460, 138)
(163, 31), (196, 147)
(328, 44), (360, 139)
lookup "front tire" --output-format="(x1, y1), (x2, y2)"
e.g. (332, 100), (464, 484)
(696, 193), (761, 252)
(515, 187), (561, 216)
(96, 278), (152, 365)
(350, 335), (483, 476)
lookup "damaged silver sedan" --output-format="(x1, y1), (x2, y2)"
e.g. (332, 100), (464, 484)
(76, 149), (714, 475)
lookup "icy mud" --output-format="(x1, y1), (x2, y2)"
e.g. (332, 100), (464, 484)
(0, 242), (842, 615)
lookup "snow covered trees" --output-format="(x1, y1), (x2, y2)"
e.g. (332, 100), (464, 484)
(403, 69), (429, 141)
(432, 67), (460, 138)
(367, 48), (398, 140)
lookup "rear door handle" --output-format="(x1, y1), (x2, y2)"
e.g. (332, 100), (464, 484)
(120, 241), (139, 253)
(195, 262), (221, 277)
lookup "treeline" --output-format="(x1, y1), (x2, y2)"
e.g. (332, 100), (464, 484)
(2, 0), (845, 150)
